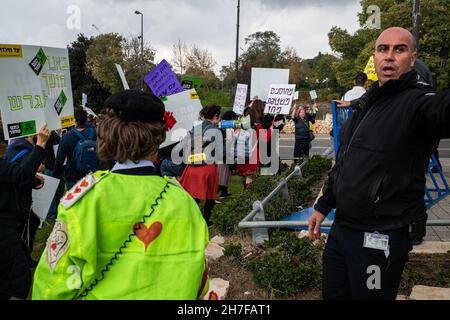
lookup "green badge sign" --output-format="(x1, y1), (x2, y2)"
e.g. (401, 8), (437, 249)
(7, 120), (37, 138)
(54, 90), (67, 115)
(29, 48), (47, 76)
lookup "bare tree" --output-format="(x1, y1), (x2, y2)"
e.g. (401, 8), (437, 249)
(184, 45), (216, 77)
(172, 40), (187, 74)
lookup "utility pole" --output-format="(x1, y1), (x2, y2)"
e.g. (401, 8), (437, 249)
(235, 0), (240, 90)
(135, 10), (144, 90)
(412, 0), (421, 53)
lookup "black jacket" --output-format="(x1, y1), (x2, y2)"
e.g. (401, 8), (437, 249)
(53, 127), (96, 183)
(315, 70), (450, 231)
(2, 141), (43, 222)
(0, 146), (46, 298)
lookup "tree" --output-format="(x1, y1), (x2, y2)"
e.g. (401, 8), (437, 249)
(122, 37), (156, 90)
(67, 34), (111, 113)
(185, 45), (217, 77)
(172, 40), (187, 74)
(86, 33), (125, 93)
(328, 0), (450, 91)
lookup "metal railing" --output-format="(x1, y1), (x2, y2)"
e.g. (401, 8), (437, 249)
(238, 148), (450, 244)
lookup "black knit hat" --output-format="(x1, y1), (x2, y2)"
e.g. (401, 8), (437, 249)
(103, 90), (165, 123)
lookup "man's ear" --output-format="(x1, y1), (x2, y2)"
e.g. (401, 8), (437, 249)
(410, 51), (418, 67)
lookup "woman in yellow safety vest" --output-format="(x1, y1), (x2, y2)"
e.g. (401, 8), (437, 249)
(32, 90), (209, 300)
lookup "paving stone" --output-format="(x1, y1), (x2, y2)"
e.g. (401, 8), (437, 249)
(411, 241), (450, 254)
(205, 242), (224, 261)
(396, 295), (409, 300)
(409, 285), (450, 300)
(204, 278), (230, 300)
(210, 235), (225, 245)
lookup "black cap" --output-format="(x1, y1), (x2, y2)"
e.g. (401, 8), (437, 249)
(103, 90), (165, 123)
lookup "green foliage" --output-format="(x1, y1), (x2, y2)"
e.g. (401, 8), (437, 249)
(198, 89), (232, 108)
(68, 34), (111, 112)
(223, 243), (243, 260)
(329, 0), (450, 91)
(86, 33), (125, 93)
(247, 230), (323, 297)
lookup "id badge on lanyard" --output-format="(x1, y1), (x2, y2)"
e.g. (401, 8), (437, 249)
(363, 231), (389, 251)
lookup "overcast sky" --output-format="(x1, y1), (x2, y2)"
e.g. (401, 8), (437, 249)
(0, 0), (361, 73)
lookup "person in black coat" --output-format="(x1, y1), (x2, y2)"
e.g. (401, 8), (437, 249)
(0, 125), (50, 300)
(292, 107), (315, 158)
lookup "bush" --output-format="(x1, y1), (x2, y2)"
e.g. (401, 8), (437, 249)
(247, 230), (324, 297)
(223, 243), (243, 259)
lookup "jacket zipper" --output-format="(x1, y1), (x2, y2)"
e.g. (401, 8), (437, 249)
(344, 105), (375, 157)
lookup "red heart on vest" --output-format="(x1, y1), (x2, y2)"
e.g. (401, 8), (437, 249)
(133, 222), (162, 252)
(80, 180), (89, 187)
(65, 193), (74, 201)
(74, 187), (82, 194)
(51, 242), (57, 250)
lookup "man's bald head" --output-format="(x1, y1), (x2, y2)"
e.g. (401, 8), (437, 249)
(374, 27), (417, 86)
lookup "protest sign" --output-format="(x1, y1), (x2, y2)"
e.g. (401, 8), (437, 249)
(293, 91), (299, 100)
(181, 76), (203, 91)
(144, 59), (183, 98)
(0, 45), (75, 139)
(364, 56), (378, 82)
(32, 174), (60, 222)
(264, 84), (296, 115)
(233, 84), (248, 115)
(250, 68), (289, 102)
(309, 90), (318, 100)
(115, 64), (130, 90)
(160, 89), (203, 148)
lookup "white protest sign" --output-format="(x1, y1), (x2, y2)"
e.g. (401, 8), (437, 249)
(293, 91), (299, 100)
(0, 45), (75, 140)
(250, 68), (289, 102)
(160, 89), (203, 148)
(264, 84), (296, 115)
(309, 90), (318, 100)
(233, 84), (248, 115)
(32, 174), (60, 222)
(115, 63), (130, 90)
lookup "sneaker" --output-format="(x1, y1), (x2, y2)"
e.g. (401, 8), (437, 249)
(214, 199), (222, 204)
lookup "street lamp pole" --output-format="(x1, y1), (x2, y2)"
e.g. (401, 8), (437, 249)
(135, 10), (144, 90)
(235, 0), (240, 90)
(412, 0), (421, 53)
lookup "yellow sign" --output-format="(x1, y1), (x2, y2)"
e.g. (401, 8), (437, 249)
(0, 45), (23, 58)
(190, 92), (199, 100)
(364, 56), (378, 82)
(188, 153), (206, 163)
(60, 115), (75, 128)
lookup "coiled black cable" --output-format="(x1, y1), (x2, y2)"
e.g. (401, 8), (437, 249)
(76, 181), (171, 299)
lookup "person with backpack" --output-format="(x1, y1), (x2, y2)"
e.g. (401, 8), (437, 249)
(53, 107), (98, 190)
(0, 125), (50, 300)
(177, 105), (222, 226)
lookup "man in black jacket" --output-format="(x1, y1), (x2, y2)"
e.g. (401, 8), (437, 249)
(0, 125), (49, 300)
(53, 107), (97, 189)
(308, 27), (450, 299)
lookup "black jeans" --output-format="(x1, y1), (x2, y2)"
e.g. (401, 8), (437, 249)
(322, 223), (412, 300)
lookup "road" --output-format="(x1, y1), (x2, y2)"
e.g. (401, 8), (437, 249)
(278, 134), (450, 160)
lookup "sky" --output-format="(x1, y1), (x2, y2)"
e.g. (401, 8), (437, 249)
(0, 0), (362, 73)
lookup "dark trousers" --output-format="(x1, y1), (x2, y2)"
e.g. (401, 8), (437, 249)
(294, 139), (309, 158)
(194, 199), (215, 226)
(322, 223), (412, 300)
